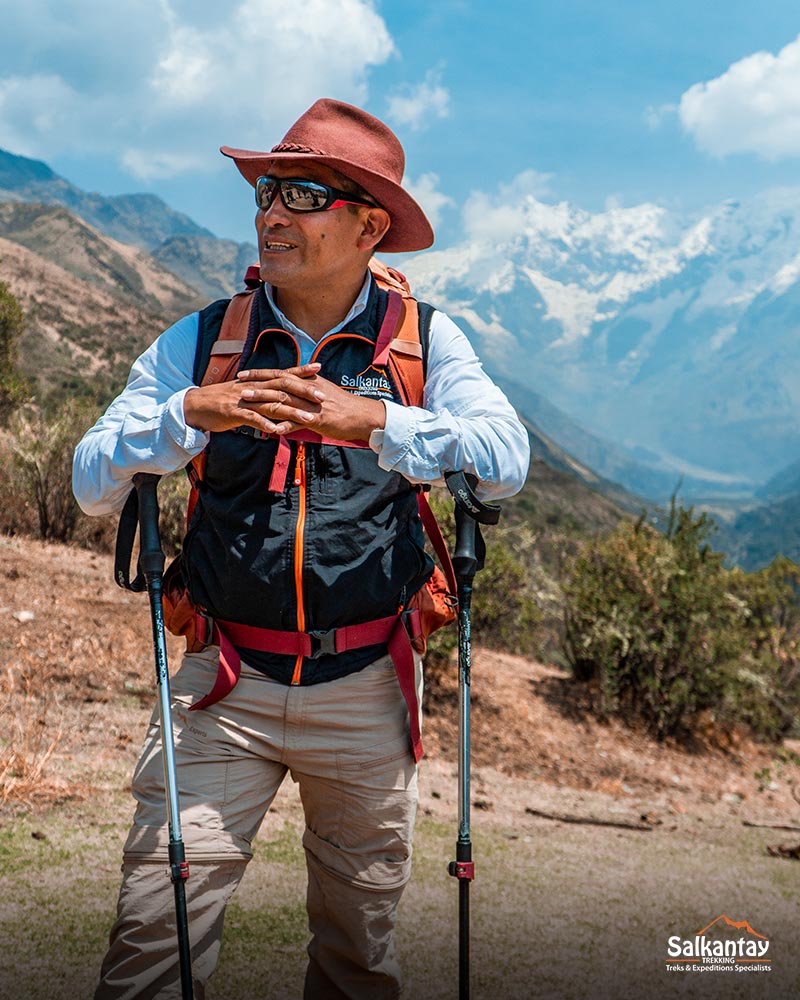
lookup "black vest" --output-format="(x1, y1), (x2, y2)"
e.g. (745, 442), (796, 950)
(182, 282), (435, 684)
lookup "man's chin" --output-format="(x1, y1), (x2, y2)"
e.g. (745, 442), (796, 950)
(258, 260), (297, 288)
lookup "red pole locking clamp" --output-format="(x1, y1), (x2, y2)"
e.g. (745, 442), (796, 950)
(448, 860), (475, 881)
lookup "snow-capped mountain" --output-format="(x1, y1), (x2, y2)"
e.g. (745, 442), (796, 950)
(5, 141), (800, 501)
(405, 187), (800, 496)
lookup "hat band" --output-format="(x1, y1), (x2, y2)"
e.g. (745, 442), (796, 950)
(271, 141), (325, 155)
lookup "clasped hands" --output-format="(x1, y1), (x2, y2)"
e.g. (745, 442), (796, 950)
(183, 363), (386, 443)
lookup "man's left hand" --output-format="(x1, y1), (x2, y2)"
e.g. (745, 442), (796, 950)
(238, 369), (386, 442)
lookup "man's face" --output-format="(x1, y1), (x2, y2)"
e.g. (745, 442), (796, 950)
(254, 162), (379, 293)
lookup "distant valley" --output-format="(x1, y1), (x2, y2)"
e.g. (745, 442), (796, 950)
(3, 146), (800, 569)
(403, 188), (800, 495)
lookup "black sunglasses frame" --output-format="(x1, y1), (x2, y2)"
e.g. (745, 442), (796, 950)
(255, 176), (377, 214)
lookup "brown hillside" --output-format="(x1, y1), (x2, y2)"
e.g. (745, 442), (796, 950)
(0, 202), (204, 316)
(1, 533), (798, 828)
(0, 230), (199, 403)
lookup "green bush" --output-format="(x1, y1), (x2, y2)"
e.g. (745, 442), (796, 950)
(562, 499), (800, 741)
(725, 557), (800, 740)
(2, 399), (100, 543)
(562, 502), (749, 739)
(156, 471), (191, 556)
(0, 281), (31, 421)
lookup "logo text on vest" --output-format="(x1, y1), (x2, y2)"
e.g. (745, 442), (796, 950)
(339, 365), (394, 400)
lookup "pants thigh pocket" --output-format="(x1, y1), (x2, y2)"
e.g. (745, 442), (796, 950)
(331, 738), (419, 871)
(335, 735), (413, 774)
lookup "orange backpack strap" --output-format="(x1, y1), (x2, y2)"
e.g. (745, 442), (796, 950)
(186, 288), (257, 524)
(368, 257), (412, 295)
(369, 258), (425, 408)
(199, 289), (256, 387)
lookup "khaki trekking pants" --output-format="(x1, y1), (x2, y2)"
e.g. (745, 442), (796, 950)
(95, 647), (421, 1000)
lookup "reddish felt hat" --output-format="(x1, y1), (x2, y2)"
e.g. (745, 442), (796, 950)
(221, 99), (434, 253)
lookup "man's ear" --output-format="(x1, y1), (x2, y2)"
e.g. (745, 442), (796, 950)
(357, 208), (392, 252)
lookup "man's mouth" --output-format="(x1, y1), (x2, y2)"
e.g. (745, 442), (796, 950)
(264, 240), (296, 252)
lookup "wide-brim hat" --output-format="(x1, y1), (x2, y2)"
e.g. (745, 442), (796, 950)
(221, 99), (434, 253)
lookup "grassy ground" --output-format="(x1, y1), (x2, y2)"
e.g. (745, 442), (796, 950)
(0, 768), (798, 1000)
(1, 537), (799, 999)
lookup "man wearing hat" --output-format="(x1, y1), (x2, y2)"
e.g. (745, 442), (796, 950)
(74, 98), (529, 999)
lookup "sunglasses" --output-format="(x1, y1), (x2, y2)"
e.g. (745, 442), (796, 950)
(255, 175), (377, 214)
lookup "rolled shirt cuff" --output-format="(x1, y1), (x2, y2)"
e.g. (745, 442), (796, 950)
(164, 388), (211, 455)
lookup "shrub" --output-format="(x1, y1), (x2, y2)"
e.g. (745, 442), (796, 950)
(562, 501), (749, 739)
(1, 398), (100, 543)
(0, 281), (30, 422)
(0, 392), (193, 556)
(156, 471), (191, 556)
(725, 557), (800, 740)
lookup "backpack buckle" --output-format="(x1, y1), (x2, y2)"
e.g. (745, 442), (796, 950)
(308, 629), (337, 659)
(401, 608), (422, 642)
(196, 610), (216, 646)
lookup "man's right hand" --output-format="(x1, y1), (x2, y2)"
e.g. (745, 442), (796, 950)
(183, 363), (325, 435)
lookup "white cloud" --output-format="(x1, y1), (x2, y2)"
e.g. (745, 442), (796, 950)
(154, 0), (394, 122)
(0, 0), (395, 179)
(402, 172), (454, 230)
(122, 148), (208, 181)
(0, 74), (81, 156)
(680, 35), (800, 159)
(463, 169), (554, 242)
(387, 69), (450, 131)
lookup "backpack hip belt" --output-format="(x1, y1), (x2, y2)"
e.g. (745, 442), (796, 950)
(190, 607), (425, 763)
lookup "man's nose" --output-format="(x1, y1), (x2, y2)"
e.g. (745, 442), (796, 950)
(258, 190), (291, 224)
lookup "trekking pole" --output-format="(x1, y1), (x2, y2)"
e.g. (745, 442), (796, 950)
(445, 472), (500, 1000)
(115, 473), (194, 1000)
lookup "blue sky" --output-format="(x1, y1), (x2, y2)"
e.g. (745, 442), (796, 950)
(2, 1), (800, 251)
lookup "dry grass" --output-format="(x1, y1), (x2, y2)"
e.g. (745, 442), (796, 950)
(0, 656), (82, 807)
(0, 698), (64, 806)
(1, 537), (800, 998)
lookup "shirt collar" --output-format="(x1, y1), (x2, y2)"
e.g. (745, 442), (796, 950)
(263, 272), (373, 345)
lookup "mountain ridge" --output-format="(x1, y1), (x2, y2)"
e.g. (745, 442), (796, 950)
(0, 147), (256, 299)
(0, 147), (211, 252)
(404, 186), (800, 491)
(3, 144), (800, 569)
(0, 232), (178, 403)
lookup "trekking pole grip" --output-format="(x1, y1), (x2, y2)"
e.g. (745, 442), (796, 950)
(445, 472), (500, 584)
(132, 472), (165, 580)
(452, 506), (480, 584)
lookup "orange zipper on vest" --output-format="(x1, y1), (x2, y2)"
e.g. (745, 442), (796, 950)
(291, 442), (307, 685)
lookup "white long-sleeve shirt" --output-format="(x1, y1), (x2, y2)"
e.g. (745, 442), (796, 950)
(73, 278), (530, 515)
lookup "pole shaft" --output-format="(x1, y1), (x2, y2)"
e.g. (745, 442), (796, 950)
(133, 467), (194, 997)
(445, 471), (500, 1000)
(457, 588), (472, 842)
(457, 586), (473, 1000)
(459, 880), (470, 1000)
(149, 578), (184, 844)
(146, 577), (193, 999)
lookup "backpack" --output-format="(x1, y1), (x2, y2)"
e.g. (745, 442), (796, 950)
(162, 257), (458, 659)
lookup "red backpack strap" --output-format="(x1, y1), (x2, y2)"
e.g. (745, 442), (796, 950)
(417, 490), (457, 597)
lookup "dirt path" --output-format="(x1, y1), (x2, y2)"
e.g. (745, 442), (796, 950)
(1, 536), (799, 998)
